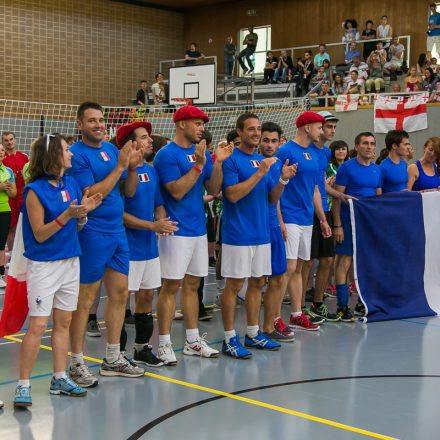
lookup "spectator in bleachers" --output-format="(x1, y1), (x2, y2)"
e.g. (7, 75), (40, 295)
(345, 42), (360, 65)
(314, 44), (330, 68)
(322, 59), (332, 81)
(309, 80), (335, 106)
(311, 65), (327, 89)
(384, 37), (405, 80)
(297, 50), (314, 95)
(430, 81), (440, 102)
(151, 73), (166, 105)
(332, 73), (345, 95)
(417, 53), (430, 75)
(377, 16), (393, 50)
(273, 50), (294, 83)
(263, 51), (278, 84)
(224, 36), (236, 78)
(422, 67), (439, 93)
(374, 41), (387, 62)
(347, 57), (368, 85)
(365, 51), (385, 93)
(237, 25), (258, 74)
(427, 3), (440, 58)
(361, 20), (377, 60)
(345, 70), (365, 94)
(430, 57), (439, 74)
(136, 80), (148, 106)
(184, 42), (204, 66)
(404, 66), (423, 91)
(392, 83), (402, 93)
(342, 19), (359, 52)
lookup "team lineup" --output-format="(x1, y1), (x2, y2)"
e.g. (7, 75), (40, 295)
(5, 102), (440, 408)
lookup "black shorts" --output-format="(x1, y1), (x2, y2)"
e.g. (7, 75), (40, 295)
(0, 211), (11, 251)
(206, 208), (216, 242)
(310, 211), (335, 259)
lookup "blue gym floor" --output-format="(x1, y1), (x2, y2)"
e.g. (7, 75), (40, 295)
(1, 267), (439, 440)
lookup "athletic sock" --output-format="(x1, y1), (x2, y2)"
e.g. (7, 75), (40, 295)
(18, 379), (30, 387)
(313, 302), (323, 308)
(336, 284), (349, 307)
(224, 330), (236, 343)
(70, 352), (84, 367)
(290, 311), (302, 318)
(186, 328), (199, 344)
(134, 313), (153, 345)
(105, 343), (120, 363)
(120, 324), (127, 352)
(246, 325), (259, 338)
(135, 343), (147, 352)
(125, 308), (132, 318)
(88, 313), (97, 322)
(53, 371), (67, 380)
(0, 265), (5, 276)
(159, 334), (171, 346)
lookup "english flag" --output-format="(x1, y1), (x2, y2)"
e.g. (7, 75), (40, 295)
(335, 94), (359, 112)
(374, 93), (428, 133)
(0, 214), (29, 337)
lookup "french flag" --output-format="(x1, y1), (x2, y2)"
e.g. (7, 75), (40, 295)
(187, 154), (197, 163)
(138, 173), (150, 183)
(0, 214), (29, 337)
(250, 160), (260, 168)
(60, 190), (70, 202)
(350, 191), (440, 322)
(100, 151), (111, 162)
(303, 153), (312, 160)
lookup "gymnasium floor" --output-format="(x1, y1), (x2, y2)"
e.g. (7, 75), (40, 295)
(1, 267), (439, 440)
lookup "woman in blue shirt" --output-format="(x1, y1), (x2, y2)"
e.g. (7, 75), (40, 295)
(407, 137), (440, 191)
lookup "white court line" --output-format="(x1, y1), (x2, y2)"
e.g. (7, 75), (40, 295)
(0, 334), (51, 346)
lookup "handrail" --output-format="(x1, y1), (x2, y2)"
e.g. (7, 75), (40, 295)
(159, 56), (217, 72)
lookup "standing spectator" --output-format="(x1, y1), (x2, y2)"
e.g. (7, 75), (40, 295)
(224, 36), (236, 78)
(342, 19), (359, 52)
(345, 42), (360, 65)
(273, 50), (294, 83)
(404, 66), (422, 91)
(345, 70), (365, 94)
(185, 43), (204, 66)
(361, 20), (377, 60)
(263, 51), (278, 84)
(365, 51), (385, 93)
(237, 25), (259, 74)
(151, 73), (166, 105)
(136, 80), (148, 106)
(422, 67), (439, 93)
(384, 37), (405, 80)
(2, 131), (28, 251)
(377, 15), (393, 49)
(314, 44), (330, 68)
(332, 73), (346, 95)
(297, 50), (314, 95)
(428, 3), (440, 58)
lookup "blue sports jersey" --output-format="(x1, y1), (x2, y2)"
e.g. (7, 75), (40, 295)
(269, 202), (279, 228)
(335, 158), (382, 216)
(69, 140), (124, 234)
(310, 144), (331, 212)
(22, 176), (82, 261)
(153, 141), (213, 237)
(429, 13), (440, 36)
(222, 148), (279, 246)
(123, 163), (163, 261)
(380, 157), (408, 193)
(276, 141), (319, 226)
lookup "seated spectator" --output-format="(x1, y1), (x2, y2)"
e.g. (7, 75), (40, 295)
(136, 80), (148, 106)
(361, 20), (377, 60)
(322, 59), (333, 82)
(430, 57), (440, 74)
(404, 66), (423, 91)
(314, 44), (330, 68)
(392, 83), (402, 93)
(185, 43), (204, 66)
(345, 42), (360, 65)
(429, 81), (440, 102)
(310, 81), (335, 106)
(384, 37), (405, 80)
(263, 51), (278, 84)
(274, 50), (294, 83)
(311, 65), (327, 88)
(377, 16), (393, 50)
(332, 73), (346, 95)
(345, 70), (365, 94)
(151, 73), (166, 105)
(342, 19), (359, 52)
(346, 57), (369, 86)
(374, 41), (387, 63)
(417, 53), (430, 75)
(422, 67), (439, 93)
(365, 52), (385, 93)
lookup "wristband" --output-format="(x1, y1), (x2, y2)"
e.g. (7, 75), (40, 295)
(320, 217), (327, 224)
(128, 167), (137, 172)
(54, 217), (64, 228)
(279, 177), (290, 186)
(77, 216), (88, 226)
(193, 164), (203, 174)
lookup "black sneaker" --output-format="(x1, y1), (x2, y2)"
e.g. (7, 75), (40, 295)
(354, 302), (366, 317)
(198, 310), (213, 321)
(124, 315), (135, 326)
(337, 306), (355, 322)
(305, 287), (315, 303)
(309, 304), (341, 322)
(302, 306), (325, 325)
(133, 345), (164, 367)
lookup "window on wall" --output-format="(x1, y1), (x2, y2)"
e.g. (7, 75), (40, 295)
(238, 25), (271, 75)
(429, 3), (440, 60)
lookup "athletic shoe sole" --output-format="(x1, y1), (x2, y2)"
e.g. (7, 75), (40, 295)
(68, 376), (98, 388)
(288, 324), (320, 332)
(340, 318), (356, 323)
(49, 389), (87, 397)
(132, 359), (164, 368)
(99, 369), (144, 377)
(14, 401), (32, 408)
(183, 348), (220, 358)
(86, 331), (101, 337)
(198, 314), (213, 321)
(244, 344), (281, 351)
(222, 351), (252, 359)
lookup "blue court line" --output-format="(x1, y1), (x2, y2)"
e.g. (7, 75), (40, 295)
(400, 319), (440, 328)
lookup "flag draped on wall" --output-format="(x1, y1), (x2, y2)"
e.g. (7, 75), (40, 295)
(335, 94), (359, 112)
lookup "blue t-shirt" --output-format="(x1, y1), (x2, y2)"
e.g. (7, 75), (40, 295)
(335, 158), (382, 216)
(429, 13), (440, 36)
(380, 157), (408, 193)
(276, 141), (319, 226)
(153, 141), (213, 237)
(123, 163), (163, 261)
(222, 148), (279, 245)
(22, 176), (82, 261)
(310, 144), (331, 212)
(69, 140), (124, 234)
(269, 202), (279, 229)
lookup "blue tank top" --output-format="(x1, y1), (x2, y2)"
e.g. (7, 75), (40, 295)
(412, 160), (440, 191)
(22, 175), (82, 261)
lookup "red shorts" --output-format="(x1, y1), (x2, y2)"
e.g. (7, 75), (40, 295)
(8, 197), (23, 229)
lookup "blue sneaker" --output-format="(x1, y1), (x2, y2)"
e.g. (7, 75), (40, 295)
(222, 335), (252, 359)
(245, 330), (281, 351)
(14, 385), (32, 408)
(50, 376), (87, 397)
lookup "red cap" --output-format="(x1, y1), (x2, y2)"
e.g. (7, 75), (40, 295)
(173, 105), (209, 123)
(295, 111), (326, 128)
(116, 121), (152, 149)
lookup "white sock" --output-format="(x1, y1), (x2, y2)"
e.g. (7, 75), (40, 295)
(54, 371), (67, 380)
(105, 343), (120, 363)
(224, 330), (236, 343)
(135, 343), (148, 352)
(246, 325), (259, 338)
(70, 352), (84, 367)
(159, 334), (171, 346)
(291, 311), (302, 318)
(18, 379), (30, 387)
(186, 328), (199, 344)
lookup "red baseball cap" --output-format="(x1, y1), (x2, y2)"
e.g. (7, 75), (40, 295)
(173, 105), (209, 123)
(295, 111), (326, 128)
(116, 121), (152, 149)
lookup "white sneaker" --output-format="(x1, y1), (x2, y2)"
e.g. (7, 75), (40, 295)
(173, 311), (183, 320)
(183, 333), (220, 358)
(0, 276), (6, 289)
(0, 399), (4, 409)
(157, 343), (177, 366)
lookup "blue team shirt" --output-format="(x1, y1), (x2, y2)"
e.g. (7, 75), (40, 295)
(222, 148), (279, 245)
(69, 140), (124, 234)
(22, 176), (82, 261)
(335, 158), (382, 216)
(310, 144), (331, 212)
(153, 141), (213, 237)
(380, 157), (408, 193)
(429, 13), (440, 36)
(276, 141), (319, 226)
(123, 163), (163, 261)
(269, 202), (279, 229)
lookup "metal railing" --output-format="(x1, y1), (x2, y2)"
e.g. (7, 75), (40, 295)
(159, 56), (217, 72)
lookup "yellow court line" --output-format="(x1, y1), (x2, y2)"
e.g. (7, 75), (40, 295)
(3, 334), (397, 440)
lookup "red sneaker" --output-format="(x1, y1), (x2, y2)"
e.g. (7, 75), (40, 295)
(325, 284), (337, 298)
(289, 313), (320, 331)
(274, 317), (295, 337)
(349, 282), (358, 296)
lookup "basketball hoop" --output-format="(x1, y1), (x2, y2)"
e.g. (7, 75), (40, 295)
(173, 98), (193, 106)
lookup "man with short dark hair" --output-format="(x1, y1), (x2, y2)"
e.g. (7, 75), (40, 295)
(224, 36), (236, 78)
(314, 44), (330, 68)
(263, 51), (278, 84)
(428, 3), (440, 58)
(185, 43), (204, 66)
(273, 50), (294, 83)
(136, 80), (148, 106)
(238, 25), (258, 74)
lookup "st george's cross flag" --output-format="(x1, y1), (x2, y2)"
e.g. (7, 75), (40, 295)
(335, 94), (359, 112)
(349, 191), (440, 322)
(374, 93), (428, 133)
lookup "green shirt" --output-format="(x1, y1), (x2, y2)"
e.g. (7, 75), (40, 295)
(22, 161), (30, 183)
(244, 32), (258, 48)
(0, 164), (15, 212)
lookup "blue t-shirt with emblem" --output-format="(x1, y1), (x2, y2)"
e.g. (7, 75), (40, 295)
(380, 157), (408, 193)
(276, 141), (319, 226)
(310, 144), (331, 212)
(69, 140), (124, 234)
(429, 13), (440, 36)
(222, 148), (279, 245)
(22, 175), (82, 261)
(123, 163), (163, 261)
(153, 141), (213, 237)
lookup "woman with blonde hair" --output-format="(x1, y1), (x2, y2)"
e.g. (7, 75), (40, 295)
(407, 137), (440, 191)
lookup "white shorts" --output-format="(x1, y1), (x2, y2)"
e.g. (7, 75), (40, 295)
(128, 257), (161, 291)
(221, 243), (271, 279)
(285, 224), (313, 261)
(27, 257), (80, 316)
(427, 36), (440, 52)
(159, 234), (208, 280)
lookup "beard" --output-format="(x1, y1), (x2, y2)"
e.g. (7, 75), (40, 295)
(144, 152), (155, 162)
